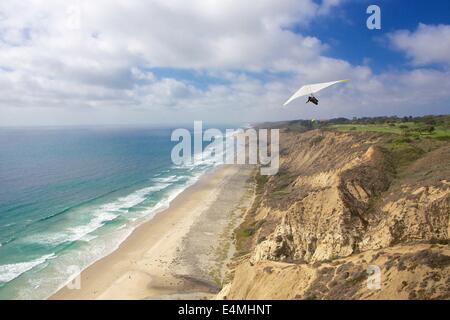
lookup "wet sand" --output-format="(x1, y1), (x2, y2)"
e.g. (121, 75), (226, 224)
(50, 164), (254, 300)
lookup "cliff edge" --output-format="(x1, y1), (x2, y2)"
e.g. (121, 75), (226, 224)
(218, 127), (450, 300)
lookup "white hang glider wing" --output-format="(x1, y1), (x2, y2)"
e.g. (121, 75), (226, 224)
(283, 79), (349, 106)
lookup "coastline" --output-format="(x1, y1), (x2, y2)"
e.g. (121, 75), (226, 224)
(50, 164), (255, 300)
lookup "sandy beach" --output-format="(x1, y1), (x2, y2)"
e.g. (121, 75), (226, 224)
(50, 164), (254, 300)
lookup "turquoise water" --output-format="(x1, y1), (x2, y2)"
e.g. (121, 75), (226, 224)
(0, 126), (225, 299)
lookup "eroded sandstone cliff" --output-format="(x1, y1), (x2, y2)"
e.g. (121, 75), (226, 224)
(218, 129), (450, 300)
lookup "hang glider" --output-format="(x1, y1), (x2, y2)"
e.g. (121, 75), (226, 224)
(283, 79), (349, 106)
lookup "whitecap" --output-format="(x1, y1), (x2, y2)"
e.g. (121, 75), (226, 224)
(153, 175), (178, 183)
(21, 183), (171, 246)
(65, 211), (118, 242)
(0, 253), (56, 283)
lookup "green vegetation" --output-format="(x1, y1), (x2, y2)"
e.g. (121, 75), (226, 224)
(285, 119), (321, 132)
(265, 115), (450, 183)
(327, 115), (450, 140)
(268, 169), (297, 202)
(245, 172), (268, 217)
(234, 171), (268, 255)
(237, 219), (266, 239)
(278, 115), (450, 140)
(387, 136), (425, 171)
(279, 115), (449, 173)
(320, 115), (449, 173)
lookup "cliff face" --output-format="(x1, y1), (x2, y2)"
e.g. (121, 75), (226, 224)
(219, 129), (450, 300)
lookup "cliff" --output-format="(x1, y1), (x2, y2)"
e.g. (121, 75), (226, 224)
(218, 128), (450, 300)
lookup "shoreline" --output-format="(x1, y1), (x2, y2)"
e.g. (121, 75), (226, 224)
(50, 164), (254, 300)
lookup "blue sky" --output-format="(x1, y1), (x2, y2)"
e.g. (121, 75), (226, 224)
(146, 1), (450, 92)
(305, 0), (450, 72)
(0, 0), (449, 126)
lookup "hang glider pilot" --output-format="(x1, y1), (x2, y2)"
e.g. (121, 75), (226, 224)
(306, 96), (319, 105)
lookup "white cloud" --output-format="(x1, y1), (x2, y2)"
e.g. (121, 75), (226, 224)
(388, 23), (450, 66)
(0, 1), (449, 126)
(317, 0), (343, 15)
(0, 0), (326, 71)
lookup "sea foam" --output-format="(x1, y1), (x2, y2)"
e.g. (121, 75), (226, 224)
(0, 253), (56, 283)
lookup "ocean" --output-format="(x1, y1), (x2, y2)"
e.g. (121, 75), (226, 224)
(0, 125), (233, 299)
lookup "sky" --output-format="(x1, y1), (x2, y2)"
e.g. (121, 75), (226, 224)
(0, 0), (449, 126)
